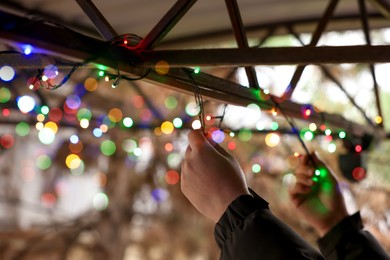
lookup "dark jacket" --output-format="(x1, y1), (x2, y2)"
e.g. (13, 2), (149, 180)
(215, 189), (390, 260)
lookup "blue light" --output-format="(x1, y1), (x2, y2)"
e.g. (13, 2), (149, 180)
(23, 45), (33, 55)
(70, 135), (79, 144)
(93, 128), (103, 138)
(211, 129), (225, 143)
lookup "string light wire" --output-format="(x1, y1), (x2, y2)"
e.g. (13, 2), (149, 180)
(182, 68), (206, 133)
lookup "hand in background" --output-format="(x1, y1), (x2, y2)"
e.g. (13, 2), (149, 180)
(181, 130), (251, 223)
(289, 153), (349, 236)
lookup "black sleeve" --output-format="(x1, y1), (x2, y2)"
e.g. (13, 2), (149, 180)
(214, 189), (325, 260)
(318, 212), (390, 260)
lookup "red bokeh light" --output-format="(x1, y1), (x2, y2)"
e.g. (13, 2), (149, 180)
(165, 170), (180, 185)
(352, 167), (366, 181)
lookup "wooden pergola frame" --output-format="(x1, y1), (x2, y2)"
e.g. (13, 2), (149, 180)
(1, 0), (389, 138)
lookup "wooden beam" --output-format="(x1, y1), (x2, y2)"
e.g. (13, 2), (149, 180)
(75, 0), (118, 41)
(139, 45), (390, 67)
(0, 10), (376, 137)
(138, 0), (197, 50)
(225, 0), (260, 90)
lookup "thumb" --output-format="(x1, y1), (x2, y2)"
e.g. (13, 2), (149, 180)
(188, 130), (208, 151)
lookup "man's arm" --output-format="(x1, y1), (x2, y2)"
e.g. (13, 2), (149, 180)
(289, 153), (390, 260)
(181, 130), (324, 260)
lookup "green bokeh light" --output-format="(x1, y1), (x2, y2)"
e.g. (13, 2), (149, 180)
(15, 122), (30, 136)
(101, 140), (116, 156)
(252, 164), (261, 173)
(173, 118), (183, 128)
(0, 87), (11, 103)
(164, 96), (178, 110)
(77, 108), (92, 121)
(41, 105), (50, 115)
(36, 155), (52, 170)
(270, 122), (279, 131)
(238, 129), (252, 142)
(122, 117), (134, 128)
(338, 130), (346, 139)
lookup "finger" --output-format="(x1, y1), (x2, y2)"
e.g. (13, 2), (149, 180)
(295, 175), (315, 186)
(188, 130), (207, 151)
(289, 182), (312, 197)
(294, 167), (314, 178)
(180, 161), (187, 189)
(184, 145), (192, 160)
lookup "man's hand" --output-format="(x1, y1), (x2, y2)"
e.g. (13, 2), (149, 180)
(289, 153), (349, 236)
(181, 130), (251, 223)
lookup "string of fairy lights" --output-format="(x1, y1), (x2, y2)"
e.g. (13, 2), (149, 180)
(0, 41), (370, 210)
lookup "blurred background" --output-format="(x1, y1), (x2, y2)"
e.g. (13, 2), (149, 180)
(0, 0), (390, 259)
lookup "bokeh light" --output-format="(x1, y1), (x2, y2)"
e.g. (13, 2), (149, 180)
(1, 134), (15, 149)
(22, 44), (33, 55)
(93, 192), (109, 211)
(123, 117), (133, 128)
(238, 129), (252, 142)
(70, 135), (79, 144)
(165, 142), (174, 152)
(122, 139), (137, 153)
(41, 105), (50, 115)
(48, 108), (63, 122)
(66, 95), (81, 109)
(38, 127), (56, 145)
(69, 141), (83, 154)
(80, 118), (90, 129)
(270, 122), (279, 131)
(0, 66), (15, 82)
(84, 77), (98, 92)
(352, 167), (366, 181)
(131, 95), (144, 108)
(282, 173), (296, 188)
(164, 96), (178, 109)
(211, 129), (225, 143)
(375, 116), (383, 125)
(45, 121), (58, 134)
(165, 170), (180, 185)
(338, 130), (346, 139)
(36, 114), (45, 122)
(328, 142), (337, 153)
(265, 133), (280, 147)
(93, 172), (108, 188)
(192, 120), (201, 130)
(167, 153), (181, 169)
(108, 108), (123, 123)
(17, 95), (35, 113)
(0, 87), (11, 103)
(252, 164), (261, 174)
(185, 102), (200, 116)
(155, 60), (170, 75)
(77, 108), (92, 121)
(228, 141), (236, 150)
(65, 154), (81, 169)
(41, 193), (57, 208)
(309, 123), (317, 131)
(161, 121), (174, 135)
(15, 122), (30, 136)
(173, 118), (183, 128)
(36, 155), (52, 170)
(101, 140), (116, 156)
(151, 188), (168, 203)
(70, 160), (85, 175)
(93, 128), (103, 137)
(43, 64), (59, 79)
